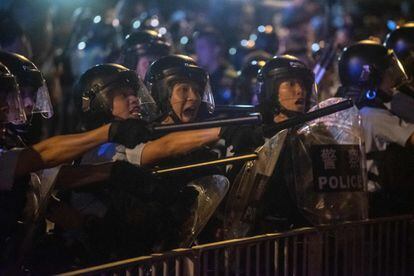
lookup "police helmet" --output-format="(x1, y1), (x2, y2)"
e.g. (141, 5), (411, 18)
(258, 55), (315, 122)
(384, 22), (414, 79)
(145, 55), (214, 122)
(0, 62), (26, 125)
(121, 30), (171, 70)
(75, 63), (157, 131)
(338, 40), (408, 102)
(235, 51), (271, 104)
(0, 51), (53, 118)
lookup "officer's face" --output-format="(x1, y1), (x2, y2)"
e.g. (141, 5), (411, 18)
(170, 82), (201, 123)
(112, 88), (141, 120)
(277, 78), (306, 113)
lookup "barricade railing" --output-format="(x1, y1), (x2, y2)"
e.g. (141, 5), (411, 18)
(60, 215), (414, 276)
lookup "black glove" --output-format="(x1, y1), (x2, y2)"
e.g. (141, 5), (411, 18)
(220, 125), (264, 154)
(108, 119), (154, 148)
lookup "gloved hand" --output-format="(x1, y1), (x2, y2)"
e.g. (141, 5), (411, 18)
(108, 119), (154, 148)
(220, 125), (264, 154)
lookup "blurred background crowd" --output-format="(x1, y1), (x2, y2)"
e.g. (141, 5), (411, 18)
(1, 0), (412, 142)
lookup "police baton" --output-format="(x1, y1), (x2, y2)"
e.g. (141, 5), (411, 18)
(152, 114), (262, 134)
(214, 104), (257, 113)
(153, 153), (258, 175)
(267, 99), (354, 134)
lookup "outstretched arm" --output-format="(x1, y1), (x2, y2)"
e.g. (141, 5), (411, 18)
(14, 124), (110, 178)
(140, 128), (221, 166)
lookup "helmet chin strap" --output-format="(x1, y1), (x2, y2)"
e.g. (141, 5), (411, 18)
(166, 100), (182, 124)
(169, 110), (182, 123)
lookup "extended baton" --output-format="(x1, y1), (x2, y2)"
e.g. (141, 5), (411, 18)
(153, 153), (258, 175)
(214, 104), (257, 113)
(268, 99), (353, 133)
(152, 114), (261, 134)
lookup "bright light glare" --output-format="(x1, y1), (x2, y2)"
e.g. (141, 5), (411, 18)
(159, 27), (167, 35)
(249, 34), (258, 41)
(150, 18), (159, 27)
(93, 15), (101, 24)
(180, 36), (189, 45)
(311, 43), (320, 52)
(133, 20), (141, 29)
(77, 41), (86, 50)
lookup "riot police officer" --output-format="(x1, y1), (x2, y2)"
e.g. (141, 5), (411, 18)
(119, 29), (172, 79)
(384, 22), (414, 122)
(234, 50), (271, 105)
(223, 55), (317, 236)
(0, 51), (53, 145)
(258, 55), (315, 135)
(71, 58), (228, 259)
(0, 60), (152, 273)
(338, 39), (414, 215)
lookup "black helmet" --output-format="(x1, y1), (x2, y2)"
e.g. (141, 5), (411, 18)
(0, 51), (53, 118)
(235, 51), (271, 104)
(121, 30), (171, 70)
(0, 62), (26, 125)
(258, 55), (315, 123)
(145, 55), (214, 122)
(384, 22), (414, 79)
(75, 63), (157, 131)
(338, 40), (408, 102)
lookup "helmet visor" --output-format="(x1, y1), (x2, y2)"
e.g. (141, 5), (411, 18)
(1, 88), (27, 125)
(381, 51), (409, 90)
(105, 70), (159, 122)
(33, 82), (54, 119)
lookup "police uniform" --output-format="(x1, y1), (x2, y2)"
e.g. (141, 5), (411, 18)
(391, 90), (414, 123)
(360, 106), (414, 191)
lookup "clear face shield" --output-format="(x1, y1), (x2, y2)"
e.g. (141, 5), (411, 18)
(0, 77), (26, 125)
(33, 81), (54, 119)
(107, 70), (160, 122)
(379, 51), (409, 93)
(21, 68), (54, 119)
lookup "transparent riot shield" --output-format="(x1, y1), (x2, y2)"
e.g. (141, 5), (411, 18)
(290, 97), (368, 225)
(179, 175), (229, 247)
(11, 166), (61, 272)
(223, 129), (288, 240)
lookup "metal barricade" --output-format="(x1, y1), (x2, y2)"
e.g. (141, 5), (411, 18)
(60, 215), (414, 276)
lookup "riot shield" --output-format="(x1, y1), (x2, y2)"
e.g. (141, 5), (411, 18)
(223, 129), (288, 240)
(179, 175), (230, 247)
(7, 167), (61, 273)
(290, 97), (368, 225)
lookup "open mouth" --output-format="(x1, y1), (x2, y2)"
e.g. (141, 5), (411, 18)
(129, 106), (141, 118)
(182, 106), (196, 118)
(295, 98), (305, 105)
